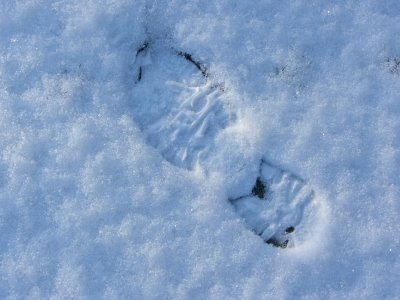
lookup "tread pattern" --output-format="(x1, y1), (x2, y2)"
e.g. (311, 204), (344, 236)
(130, 41), (232, 169)
(229, 159), (314, 248)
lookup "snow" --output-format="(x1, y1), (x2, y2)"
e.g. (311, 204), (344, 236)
(0, 0), (399, 298)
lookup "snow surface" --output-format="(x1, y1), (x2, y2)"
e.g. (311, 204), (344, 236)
(0, 0), (399, 299)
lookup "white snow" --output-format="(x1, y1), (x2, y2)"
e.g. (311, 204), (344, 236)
(0, 0), (399, 299)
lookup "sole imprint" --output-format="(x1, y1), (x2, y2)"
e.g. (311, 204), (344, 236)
(130, 39), (319, 248)
(130, 41), (232, 170)
(229, 159), (315, 248)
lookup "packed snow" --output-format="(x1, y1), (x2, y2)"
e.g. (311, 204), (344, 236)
(0, 0), (399, 299)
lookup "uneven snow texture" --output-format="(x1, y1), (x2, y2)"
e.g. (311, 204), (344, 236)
(0, 0), (399, 299)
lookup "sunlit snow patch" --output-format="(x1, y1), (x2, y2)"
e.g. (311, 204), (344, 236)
(229, 159), (314, 248)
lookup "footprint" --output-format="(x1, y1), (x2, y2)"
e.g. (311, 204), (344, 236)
(229, 159), (315, 248)
(130, 40), (232, 169)
(130, 39), (318, 248)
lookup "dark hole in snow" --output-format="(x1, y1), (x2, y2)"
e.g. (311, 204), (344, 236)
(263, 226), (294, 248)
(266, 238), (289, 249)
(285, 226), (295, 234)
(176, 50), (209, 79)
(135, 42), (150, 82)
(138, 66), (143, 81)
(136, 41), (149, 56)
(252, 177), (266, 199)
(136, 41), (149, 82)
